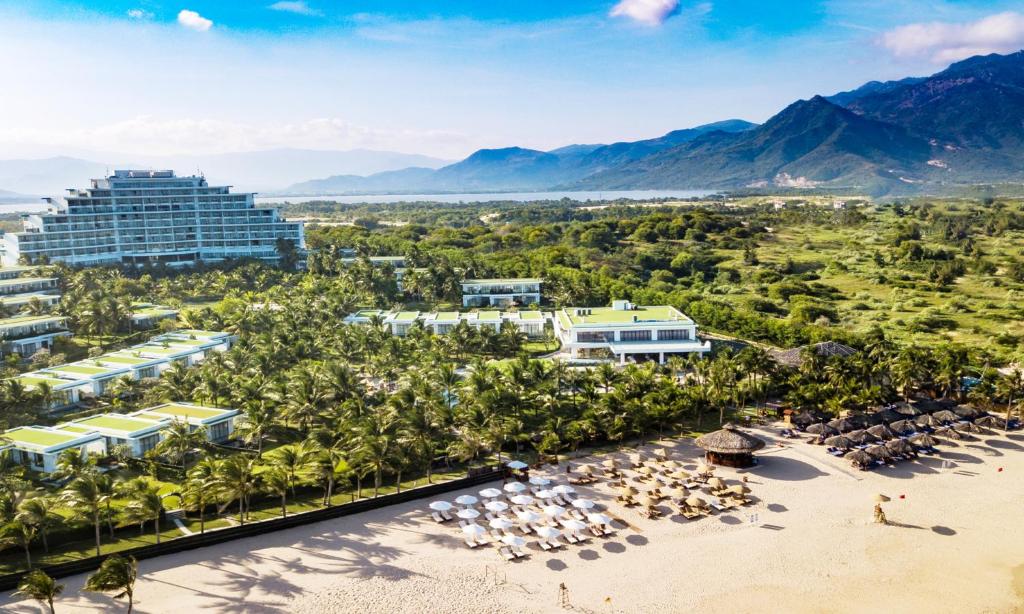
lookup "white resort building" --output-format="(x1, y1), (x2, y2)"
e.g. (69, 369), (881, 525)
(0, 314), (71, 358)
(554, 300), (710, 364)
(2, 170), (304, 267)
(461, 278), (542, 307)
(344, 309), (550, 338)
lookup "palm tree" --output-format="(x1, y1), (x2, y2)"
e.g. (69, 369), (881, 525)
(0, 519), (37, 569)
(217, 455), (257, 525)
(53, 447), (94, 482)
(354, 407), (400, 497)
(266, 441), (316, 499)
(262, 467), (290, 517)
(13, 569), (63, 614)
(154, 420), (207, 470)
(85, 555), (137, 614)
(996, 368), (1024, 432)
(60, 473), (108, 557)
(182, 457), (220, 534)
(235, 401), (275, 458)
(124, 485), (165, 543)
(16, 496), (60, 553)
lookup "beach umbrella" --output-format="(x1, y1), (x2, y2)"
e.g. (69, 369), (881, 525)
(571, 498), (596, 510)
(685, 496), (706, 508)
(975, 415), (1002, 428)
(641, 495), (659, 508)
(516, 510), (542, 523)
(933, 426), (963, 440)
(485, 500), (509, 513)
(489, 517), (514, 530)
(959, 421), (983, 434)
(462, 524), (487, 538)
(587, 513), (613, 525)
(618, 485), (639, 496)
(875, 408), (903, 423)
(932, 410), (958, 423)
(602, 459), (618, 469)
(504, 482), (527, 493)
(629, 453), (642, 464)
(668, 486), (688, 500)
(894, 404), (922, 417)
(915, 414), (937, 428)
(457, 508), (481, 520)
(653, 448), (668, 458)
(669, 470), (690, 480)
(455, 494), (479, 506)
(827, 418), (854, 432)
(885, 439), (913, 455)
(662, 459), (681, 469)
(888, 420), (916, 435)
(578, 464), (594, 475)
(867, 424), (895, 440)
(728, 484), (750, 496)
(479, 488), (503, 499)
(429, 501), (453, 512)
(707, 477), (726, 489)
(535, 525), (562, 540)
(535, 489), (556, 500)
(501, 534), (527, 547)
(510, 494), (535, 506)
(529, 476), (551, 486)
(846, 430), (877, 444)
(845, 449), (873, 466)
(954, 405), (980, 419)
(696, 464), (714, 475)
(552, 485), (575, 495)
(543, 504), (567, 518)
(909, 433), (938, 448)
(874, 494), (891, 503)
(866, 444), (892, 459)
(792, 411), (820, 427)
(636, 466), (654, 476)
(824, 435), (854, 449)
(806, 423), (838, 436)
(561, 519), (587, 533)
(506, 460), (529, 470)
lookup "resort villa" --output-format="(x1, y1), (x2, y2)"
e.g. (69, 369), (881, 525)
(344, 309), (550, 338)
(6, 329), (236, 410)
(0, 266), (61, 312)
(554, 300), (710, 364)
(0, 314), (71, 357)
(1, 402), (238, 473)
(130, 303), (179, 329)
(461, 278), (542, 307)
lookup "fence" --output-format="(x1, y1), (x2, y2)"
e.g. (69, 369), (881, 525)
(0, 467), (506, 591)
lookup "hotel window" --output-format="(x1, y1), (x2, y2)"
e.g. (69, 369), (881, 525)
(208, 421), (230, 442)
(139, 434), (160, 454)
(658, 329), (691, 340)
(619, 330), (652, 342)
(577, 331), (615, 343)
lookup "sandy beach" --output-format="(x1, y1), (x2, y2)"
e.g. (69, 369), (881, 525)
(3, 426), (1023, 614)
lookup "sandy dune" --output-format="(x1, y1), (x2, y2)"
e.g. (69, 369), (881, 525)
(3, 427), (1024, 613)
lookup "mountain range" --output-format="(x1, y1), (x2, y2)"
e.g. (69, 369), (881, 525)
(286, 50), (1024, 196)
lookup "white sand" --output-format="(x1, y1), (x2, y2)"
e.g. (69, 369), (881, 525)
(4, 427), (1024, 613)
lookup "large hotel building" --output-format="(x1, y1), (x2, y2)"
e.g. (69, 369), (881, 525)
(2, 170), (304, 267)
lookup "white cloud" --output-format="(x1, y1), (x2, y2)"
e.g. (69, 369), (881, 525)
(609, 0), (681, 26)
(126, 9), (153, 20)
(177, 9), (213, 32)
(881, 11), (1024, 63)
(268, 1), (323, 17)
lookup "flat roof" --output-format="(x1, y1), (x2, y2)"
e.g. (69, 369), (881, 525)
(132, 306), (178, 318)
(0, 314), (64, 328)
(434, 311), (459, 321)
(463, 278), (542, 284)
(13, 374), (76, 389)
(142, 403), (236, 421)
(133, 344), (191, 356)
(0, 276), (57, 288)
(3, 427), (85, 448)
(561, 305), (693, 326)
(518, 310), (544, 321)
(0, 292), (59, 306)
(476, 311), (501, 321)
(96, 354), (154, 366)
(70, 414), (162, 434)
(48, 363), (123, 376)
(394, 311), (419, 322)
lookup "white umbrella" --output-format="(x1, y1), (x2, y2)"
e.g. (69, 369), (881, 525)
(489, 517), (514, 530)
(462, 523), (486, 537)
(479, 488), (503, 499)
(535, 489), (556, 500)
(561, 519), (587, 533)
(507, 460), (529, 470)
(457, 508), (480, 520)
(501, 534), (527, 547)
(543, 504), (567, 518)
(528, 476), (551, 486)
(552, 485), (575, 495)
(454, 494), (478, 506)
(485, 500), (509, 513)
(504, 482), (527, 493)
(429, 501), (452, 512)
(510, 494), (535, 506)
(535, 525), (562, 539)
(571, 498), (595, 510)
(587, 513), (613, 525)
(516, 510), (542, 523)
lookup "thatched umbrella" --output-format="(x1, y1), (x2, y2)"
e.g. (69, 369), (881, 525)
(653, 448), (668, 459)
(707, 477), (726, 490)
(915, 414), (938, 428)
(827, 418), (855, 433)
(728, 484), (750, 496)
(792, 411), (821, 427)
(846, 449), (873, 467)
(668, 486), (688, 500)
(636, 465), (655, 476)
(875, 408), (903, 423)
(846, 413), (870, 429)
(846, 429), (878, 445)
(618, 485), (639, 497)
(888, 419), (917, 435)
(824, 435), (854, 450)
(975, 415), (1003, 429)
(866, 444), (892, 460)
(954, 405), (980, 419)
(933, 410), (958, 423)
(602, 459), (619, 469)
(695, 423), (766, 468)
(894, 404), (922, 417)
(578, 464), (594, 475)
(669, 470), (690, 481)
(806, 423), (838, 436)
(867, 424), (895, 440)
(685, 495), (707, 509)
(641, 495), (659, 509)
(909, 433), (939, 448)
(696, 463), (714, 475)
(885, 438), (913, 456)
(933, 426), (963, 440)
(959, 421), (983, 434)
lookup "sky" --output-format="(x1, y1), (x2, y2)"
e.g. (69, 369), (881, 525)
(2, 0), (1024, 160)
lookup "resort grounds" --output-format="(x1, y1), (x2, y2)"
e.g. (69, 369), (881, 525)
(3, 426), (1024, 613)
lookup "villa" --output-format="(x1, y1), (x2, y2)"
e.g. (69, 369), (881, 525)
(0, 314), (71, 357)
(0, 275), (60, 296)
(554, 300), (710, 364)
(56, 413), (166, 457)
(461, 278), (542, 307)
(130, 303), (179, 329)
(131, 402), (238, 443)
(0, 426), (106, 473)
(344, 309), (550, 338)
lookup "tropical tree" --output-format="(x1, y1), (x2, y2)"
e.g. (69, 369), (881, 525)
(13, 569), (63, 614)
(16, 496), (60, 553)
(154, 421), (207, 470)
(262, 467), (291, 517)
(123, 484), (165, 543)
(217, 455), (257, 524)
(85, 555), (137, 614)
(0, 519), (37, 568)
(60, 473), (108, 557)
(182, 457), (220, 534)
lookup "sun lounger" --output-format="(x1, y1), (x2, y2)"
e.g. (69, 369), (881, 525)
(546, 538), (565, 549)
(497, 546), (517, 561)
(708, 501), (726, 512)
(537, 540), (553, 551)
(465, 537), (483, 549)
(431, 511), (447, 523)
(639, 507), (661, 519)
(512, 546), (528, 558)
(441, 510), (454, 521)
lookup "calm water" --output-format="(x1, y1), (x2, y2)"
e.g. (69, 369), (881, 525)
(0, 189), (713, 214)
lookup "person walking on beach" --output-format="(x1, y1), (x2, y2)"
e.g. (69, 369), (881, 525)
(873, 503), (887, 524)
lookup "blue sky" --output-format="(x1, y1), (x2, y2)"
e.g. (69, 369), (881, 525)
(2, 1), (1024, 160)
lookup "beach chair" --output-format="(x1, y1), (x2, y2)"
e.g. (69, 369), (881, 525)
(465, 537), (482, 549)
(546, 538), (565, 550)
(441, 510), (454, 521)
(431, 511), (447, 523)
(708, 501), (726, 513)
(537, 540), (554, 551)
(512, 546), (529, 558)
(588, 524), (605, 537)
(497, 546), (516, 561)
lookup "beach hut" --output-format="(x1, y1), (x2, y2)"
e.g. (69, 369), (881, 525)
(695, 423), (766, 468)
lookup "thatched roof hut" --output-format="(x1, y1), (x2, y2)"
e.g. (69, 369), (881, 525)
(806, 423), (839, 436)
(695, 423), (766, 468)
